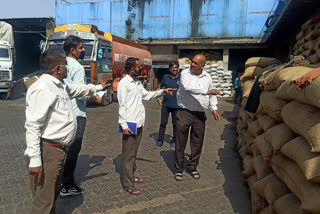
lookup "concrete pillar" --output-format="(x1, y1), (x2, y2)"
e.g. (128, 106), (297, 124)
(223, 48), (229, 72)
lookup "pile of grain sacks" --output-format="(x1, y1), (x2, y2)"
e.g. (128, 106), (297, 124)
(178, 58), (233, 98)
(293, 16), (320, 67)
(238, 57), (320, 213)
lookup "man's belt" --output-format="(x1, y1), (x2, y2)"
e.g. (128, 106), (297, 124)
(41, 138), (66, 150)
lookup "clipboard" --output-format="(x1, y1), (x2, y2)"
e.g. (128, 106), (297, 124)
(119, 121), (138, 135)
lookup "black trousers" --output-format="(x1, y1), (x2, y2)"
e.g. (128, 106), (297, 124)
(234, 88), (242, 104)
(157, 105), (178, 143)
(175, 109), (206, 172)
(121, 127), (143, 189)
(62, 116), (86, 186)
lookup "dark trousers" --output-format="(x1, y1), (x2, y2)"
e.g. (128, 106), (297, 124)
(157, 105), (178, 143)
(121, 127), (143, 189)
(62, 116), (86, 186)
(30, 144), (66, 214)
(175, 109), (206, 172)
(234, 88), (242, 104)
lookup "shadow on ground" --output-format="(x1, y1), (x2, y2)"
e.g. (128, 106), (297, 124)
(75, 155), (107, 183)
(217, 105), (252, 214)
(149, 132), (173, 145)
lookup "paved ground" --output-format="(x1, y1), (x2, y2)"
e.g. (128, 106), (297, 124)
(0, 86), (251, 214)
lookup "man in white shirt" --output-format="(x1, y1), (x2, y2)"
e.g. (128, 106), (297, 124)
(118, 57), (175, 195)
(25, 49), (108, 213)
(175, 54), (221, 181)
(60, 36), (110, 196)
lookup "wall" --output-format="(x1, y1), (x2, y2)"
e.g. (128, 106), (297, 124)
(56, 0), (278, 40)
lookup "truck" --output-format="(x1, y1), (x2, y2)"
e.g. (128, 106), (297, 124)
(0, 21), (14, 99)
(42, 23), (152, 105)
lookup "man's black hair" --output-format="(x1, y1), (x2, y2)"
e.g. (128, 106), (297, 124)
(124, 57), (139, 74)
(41, 49), (65, 73)
(169, 61), (179, 68)
(63, 35), (82, 56)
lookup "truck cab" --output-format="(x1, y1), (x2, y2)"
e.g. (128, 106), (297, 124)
(42, 23), (152, 105)
(0, 41), (13, 97)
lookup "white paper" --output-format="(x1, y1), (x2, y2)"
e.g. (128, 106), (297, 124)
(96, 90), (106, 97)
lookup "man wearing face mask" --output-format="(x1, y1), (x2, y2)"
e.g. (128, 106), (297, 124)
(118, 57), (176, 195)
(25, 49), (108, 213)
(155, 61), (180, 150)
(60, 36), (110, 196)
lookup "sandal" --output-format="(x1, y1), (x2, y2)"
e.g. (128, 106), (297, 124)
(125, 187), (141, 195)
(188, 169), (200, 180)
(175, 172), (183, 181)
(133, 177), (143, 183)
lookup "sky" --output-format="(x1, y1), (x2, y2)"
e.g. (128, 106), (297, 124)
(0, 0), (56, 19)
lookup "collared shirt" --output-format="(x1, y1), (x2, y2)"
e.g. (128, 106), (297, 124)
(25, 74), (102, 168)
(118, 74), (164, 130)
(177, 68), (218, 112)
(64, 57), (87, 118)
(160, 73), (180, 108)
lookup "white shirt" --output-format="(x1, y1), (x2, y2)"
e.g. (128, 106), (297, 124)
(25, 74), (103, 168)
(64, 57), (87, 118)
(118, 74), (164, 130)
(177, 68), (218, 112)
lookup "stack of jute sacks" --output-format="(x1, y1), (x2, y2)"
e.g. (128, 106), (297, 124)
(240, 57), (281, 104)
(178, 58), (233, 98)
(237, 57), (320, 214)
(293, 16), (320, 67)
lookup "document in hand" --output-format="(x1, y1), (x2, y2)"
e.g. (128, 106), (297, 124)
(119, 121), (138, 135)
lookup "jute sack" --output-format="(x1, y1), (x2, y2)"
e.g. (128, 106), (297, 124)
(241, 97), (247, 107)
(281, 101), (320, 152)
(245, 57), (281, 68)
(260, 206), (277, 214)
(24, 76), (39, 89)
(252, 173), (277, 197)
(296, 30), (305, 41)
(261, 66), (313, 91)
(259, 91), (288, 121)
(248, 119), (263, 137)
(264, 123), (296, 153)
(251, 143), (261, 157)
(307, 53), (320, 64)
(243, 66), (263, 79)
(238, 109), (248, 122)
(237, 118), (247, 132)
(303, 40), (317, 50)
(264, 174), (291, 205)
(253, 155), (272, 180)
(254, 134), (273, 162)
(275, 76), (320, 109)
(242, 155), (255, 178)
(247, 174), (268, 214)
(242, 79), (255, 98)
(257, 114), (279, 131)
(271, 154), (320, 214)
(272, 194), (301, 214)
(281, 136), (320, 183)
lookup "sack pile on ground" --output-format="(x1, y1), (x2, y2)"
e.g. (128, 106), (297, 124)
(292, 16), (320, 67)
(237, 56), (320, 213)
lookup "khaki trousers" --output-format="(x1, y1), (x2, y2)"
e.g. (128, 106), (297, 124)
(121, 127), (143, 190)
(30, 144), (66, 214)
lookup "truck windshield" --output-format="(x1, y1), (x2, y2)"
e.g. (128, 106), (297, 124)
(0, 47), (10, 61)
(47, 43), (93, 60)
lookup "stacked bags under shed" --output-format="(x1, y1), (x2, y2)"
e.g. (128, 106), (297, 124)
(237, 56), (320, 213)
(292, 16), (320, 67)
